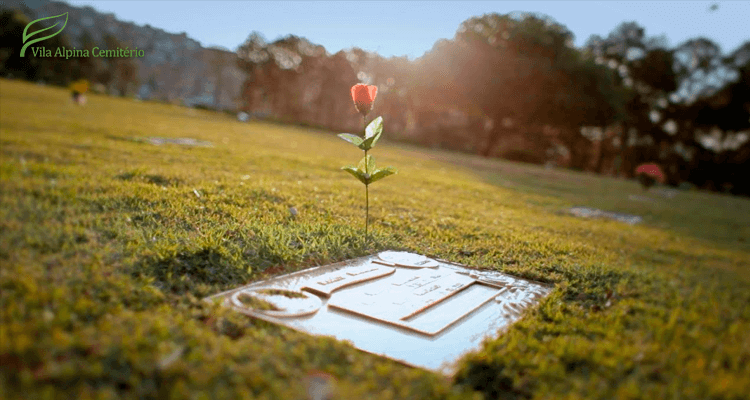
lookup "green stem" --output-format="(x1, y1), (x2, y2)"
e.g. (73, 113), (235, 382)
(362, 115), (368, 242)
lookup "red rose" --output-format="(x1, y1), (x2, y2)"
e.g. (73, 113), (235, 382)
(635, 163), (666, 183)
(351, 84), (377, 116)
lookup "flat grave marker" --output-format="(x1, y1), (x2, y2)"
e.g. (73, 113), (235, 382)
(141, 137), (213, 147)
(567, 206), (643, 225)
(206, 251), (552, 375)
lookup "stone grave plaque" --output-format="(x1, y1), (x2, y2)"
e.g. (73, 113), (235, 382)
(567, 206), (643, 225)
(205, 252), (552, 375)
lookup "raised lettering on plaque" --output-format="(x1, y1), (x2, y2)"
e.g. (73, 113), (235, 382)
(328, 267), (502, 335)
(301, 264), (395, 297)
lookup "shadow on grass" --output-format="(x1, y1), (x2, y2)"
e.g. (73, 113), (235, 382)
(455, 360), (531, 400)
(130, 228), (379, 298)
(115, 170), (183, 187)
(132, 247), (250, 296)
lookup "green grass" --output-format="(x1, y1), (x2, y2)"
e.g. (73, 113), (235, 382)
(235, 293), (281, 312)
(1, 79), (748, 399)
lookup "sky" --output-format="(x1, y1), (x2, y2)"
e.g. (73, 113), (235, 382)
(64, 1), (749, 59)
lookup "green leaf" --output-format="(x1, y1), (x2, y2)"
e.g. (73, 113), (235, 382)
(357, 155), (376, 175)
(21, 12), (68, 57)
(359, 116), (383, 150)
(365, 117), (383, 140)
(369, 166), (397, 184)
(337, 133), (363, 147)
(359, 136), (377, 151)
(341, 166), (368, 185)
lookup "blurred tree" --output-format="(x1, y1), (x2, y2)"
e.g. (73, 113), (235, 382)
(673, 41), (750, 193)
(103, 34), (138, 96)
(237, 34), (301, 121)
(0, 8), (73, 85)
(0, 9), (33, 78)
(672, 38), (726, 101)
(76, 30), (101, 82)
(417, 12), (629, 167)
(408, 38), (484, 132)
(418, 13), (558, 157)
(585, 22), (679, 177)
(359, 54), (412, 136)
(238, 32), (362, 129)
(552, 51), (632, 170)
(206, 46), (236, 109)
(318, 50), (358, 130)
(265, 35), (306, 120)
(237, 31), (272, 113)
(668, 39), (744, 145)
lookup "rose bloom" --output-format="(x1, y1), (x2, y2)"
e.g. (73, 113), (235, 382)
(635, 163), (666, 183)
(351, 84), (377, 116)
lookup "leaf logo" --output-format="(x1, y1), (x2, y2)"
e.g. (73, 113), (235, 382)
(20, 12), (68, 57)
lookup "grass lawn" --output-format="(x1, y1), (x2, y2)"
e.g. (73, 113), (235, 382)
(1, 79), (749, 399)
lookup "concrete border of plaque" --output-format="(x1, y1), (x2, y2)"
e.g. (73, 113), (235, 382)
(205, 251), (552, 375)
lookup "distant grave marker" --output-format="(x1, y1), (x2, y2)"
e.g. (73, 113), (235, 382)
(567, 206), (642, 225)
(142, 137), (213, 147)
(206, 252), (552, 375)
(628, 194), (656, 203)
(652, 188), (679, 199)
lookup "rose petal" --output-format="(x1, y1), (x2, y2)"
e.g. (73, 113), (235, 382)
(367, 85), (377, 102)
